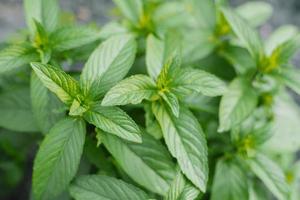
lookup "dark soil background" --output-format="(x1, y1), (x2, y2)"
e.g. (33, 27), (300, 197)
(0, 0), (299, 200)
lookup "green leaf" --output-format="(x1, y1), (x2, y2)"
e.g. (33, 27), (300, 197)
(146, 33), (181, 80)
(159, 91), (180, 117)
(112, 0), (143, 24)
(171, 68), (227, 97)
(24, 0), (60, 35)
(220, 45), (256, 75)
(70, 175), (149, 200)
(0, 43), (38, 75)
(165, 172), (200, 200)
(69, 99), (87, 116)
(235, 1), (273, 27)
(182, 29), (215, 64)
(265, 25), (299, 55)
(50, 26), (100, 52)
(80, 34), (137, 100)
(98, 22), (128, 40)
(144, 103), (163, 139)
(249, 154), (290, 200)
(31, 62), (80, 105)
(184, 0), (216, 30)
(101, 131), (176, 195)
(102, 74), (158, 106)
(218, 77), (258, 132)
(222, 7), (263, 62)
(0, 87), (39, 132)
(30, 72), (65, 134)
(33, 117), (86, 200)
(157, 55), (181, 89)
(84, 104), (142, 143)
(152, 102), (208, 192)
(281, 67), (300, 95)
(211, 159), (249, 200)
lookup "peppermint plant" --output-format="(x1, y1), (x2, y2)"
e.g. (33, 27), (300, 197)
(1, 0), (300, 200)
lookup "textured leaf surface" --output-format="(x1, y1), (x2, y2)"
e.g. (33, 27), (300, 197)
(236, 1), (273, 27)
(31, 62), (80, 105)
(0, 43), (38, 75)
(159, 91), (180, 117)
(171, 68), (227, 97)
(218, 77), (258, 132)
(281, 67), (300, 95)
(50, 26), (100, 52)
(70, 175), (149, 200)
(84, 104), (141, 143)
(0, 87), (38, 132)
(33, 118), (86, 200)
(211, 159), (249, 200)
(31, 72), (65, 134)
(113, 0), (143, 24)
(249, 154), (290, 200)
(102, 74), (157, 106)
(152, 102), (208, 192)
(102, 132), (176, 195)
(222, 7), (263, 62)
(80, 34), (137, 100)
(24, 0), (60, 34)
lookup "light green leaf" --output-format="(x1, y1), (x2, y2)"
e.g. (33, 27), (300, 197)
(0, 87), (39, 132)
(80, 34), (137, 100)
(236, 1), (273, 27)
(144, 103), (163, 139)
(50, 26), (100, 52)
(102, 74), (157, 106)
(24, 0), (60, 35)
(0, 43), (38, 75)
(249, 154), (290, 200)
(265, 25), (299, 55)
(218, 77), (258, 132)
(211, 159), (249, 200)
(30, 72), (65, 134)
(84, 104), (141, 143)
(165, 172), (200, 200)
(69, 99), (87, 116)
(182, 29), (215, 64)
(219, 45), (256, 75)
(222, 7), (263, 62)
(112, 0), (143, 24)
(171, 68), (227, 97)
(152, 102), (208, 192)
(184, 0), (216, 30)
(146, 33), (181, 80)
(159, 91), (180, 117)
(263, 91), (300, 153)
(157, 55), (181, 89)
(98, 22), (128, 40)
(33, 117), (86, 200)
(101, 131), (176, 195)
(69, 175), (149, 200)
(281, 67), (300, 95)
(31, 62), (80, 105)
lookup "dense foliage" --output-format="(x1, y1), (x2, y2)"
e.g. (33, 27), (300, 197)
(1, 0), (300, 199)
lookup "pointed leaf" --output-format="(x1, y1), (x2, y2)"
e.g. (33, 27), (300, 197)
(281, 67), (300, 96)
(24, 0), (60, 34)
(101, 131), (176, 195)
(0, 43), (38, 75)
(236, 1), (273, 27)
(211, 159), (249, 200)
(31, 62), (80, 105)
(80, 34), (137, 100)
(159, 91), (180, 117)
(222, 7), (263, 62)
(33, 117), (86, 200)
(84, 104), (141, 143)
(171, 68), (227, 97)
(50, 26), (101, 52)
(152, 102), (208, 192)
(249, 154), (290, 200)
(70, 175), (149, 200)
(218, 77), (258, 132)
(102, 74), (157, 106)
